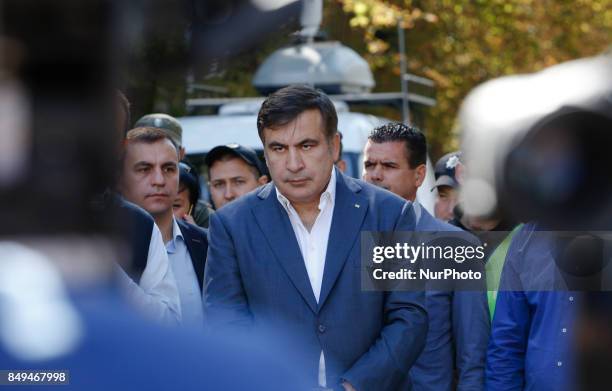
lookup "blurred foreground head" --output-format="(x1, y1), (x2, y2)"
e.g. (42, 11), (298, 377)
(0, 0), (119, 237)
(459, 53), (612, 229)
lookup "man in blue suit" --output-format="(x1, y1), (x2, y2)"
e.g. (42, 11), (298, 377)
(204, 85), (428, 391)
(362, 123), (489, 390)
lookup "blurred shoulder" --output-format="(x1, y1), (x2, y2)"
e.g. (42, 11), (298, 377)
(117, 197), (154, 224)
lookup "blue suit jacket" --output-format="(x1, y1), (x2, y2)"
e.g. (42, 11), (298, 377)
(204, 171), (428, 390)
(486, 223), (576, 391)
(410, 207), (489, 391)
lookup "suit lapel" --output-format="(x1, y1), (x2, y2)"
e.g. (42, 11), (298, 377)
(318, 172), (368, 309)
(178, 221), (206, 293)
(252, 183), (319, 313)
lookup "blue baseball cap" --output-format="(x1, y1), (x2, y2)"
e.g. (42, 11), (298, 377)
(432, 151), (462, 190)
(205, 143), (267, 177)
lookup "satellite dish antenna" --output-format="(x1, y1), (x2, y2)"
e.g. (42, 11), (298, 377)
(252, 0), (375, 94)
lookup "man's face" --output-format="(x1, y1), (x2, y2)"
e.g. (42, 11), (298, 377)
(362, 140), (424, 201)
(119, 139), (179, 217)
(434, 185), (458, 221)
(208, 157), (266, 209)
(173, 185), (192, 218)
(263, 109), (339, 206)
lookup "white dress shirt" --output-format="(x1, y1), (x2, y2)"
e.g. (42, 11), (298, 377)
(165, 218), (205, 328)
(276, 168), (336, 388)
(116, 223), (182, 324)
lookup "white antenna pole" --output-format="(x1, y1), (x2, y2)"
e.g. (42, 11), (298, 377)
(397, 16), (411, 125)
(300, 0), (322, 42)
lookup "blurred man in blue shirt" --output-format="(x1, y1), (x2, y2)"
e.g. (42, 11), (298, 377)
(487, 223), (577, 391)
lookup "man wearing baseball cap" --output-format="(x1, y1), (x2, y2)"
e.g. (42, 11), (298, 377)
(432, 151), (463, 222)
(135, 113), (185, 159)
(174, 161), (201, 226)
(435, 151), (514, 232)
(205, 143), (269, 209)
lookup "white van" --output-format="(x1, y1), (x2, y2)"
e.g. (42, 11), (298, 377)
(179, 101), (436, 213)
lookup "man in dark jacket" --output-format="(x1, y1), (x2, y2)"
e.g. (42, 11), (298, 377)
(362, 122), (489, 391)
(119, 126), (209, 328)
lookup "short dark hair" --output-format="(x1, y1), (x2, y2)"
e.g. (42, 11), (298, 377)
(257, 85), (338, 142)
(125, 126), (179, 155)
(368, 122), (427, 168)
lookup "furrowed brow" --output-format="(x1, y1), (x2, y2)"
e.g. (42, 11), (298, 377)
(382, 161), (399, 167)
(296, 138), (319, 146)
(267, 140), (287, 148)
(134, 161), (152, 169)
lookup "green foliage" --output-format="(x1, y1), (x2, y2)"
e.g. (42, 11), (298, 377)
(335, 0), (612, 158)
(127, 1), (610, 158)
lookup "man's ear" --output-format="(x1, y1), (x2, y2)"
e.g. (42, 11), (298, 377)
(415, 164), (427, 187)
(331, 132), (341, 159)
(258, 175), (269, 185)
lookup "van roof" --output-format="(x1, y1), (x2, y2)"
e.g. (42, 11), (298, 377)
(179, 111), (388, 154)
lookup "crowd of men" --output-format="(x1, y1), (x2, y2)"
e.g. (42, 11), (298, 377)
(97, 84), (577, 391)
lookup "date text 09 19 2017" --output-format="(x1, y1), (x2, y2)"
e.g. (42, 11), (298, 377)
(0, 370), (69, 385)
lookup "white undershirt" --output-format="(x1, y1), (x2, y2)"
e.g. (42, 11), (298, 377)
(276, 168), (336, 388)
(116, 223), (181, 325)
